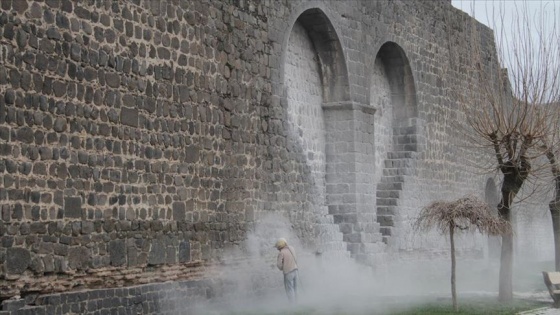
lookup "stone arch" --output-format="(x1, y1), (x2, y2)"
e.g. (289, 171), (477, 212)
(284, 13), (327, 202)
(282, 7), (356, 254)
(294, 8), (350, 103)
(485, 178), (501, 260)
(374, 42), (417, 125)
(372, 42), (423, 246)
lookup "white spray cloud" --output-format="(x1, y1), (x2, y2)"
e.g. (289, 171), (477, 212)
(191, 212), (545, 315)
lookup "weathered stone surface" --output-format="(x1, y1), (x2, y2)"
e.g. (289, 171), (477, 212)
(147, 238), (165, 265)
(120, 107), (138, 127)
(16, 126), (34, 143)
(108, 239), (126, 266)
(6, 247), (30, 274)
(12, 0), (28, 13)
(172, 202), (185, 221)
(1, 299), (26, 311)
(64, 197), (82, 218)
(68, 247), (90, 270)
(178, 241), (190, 263)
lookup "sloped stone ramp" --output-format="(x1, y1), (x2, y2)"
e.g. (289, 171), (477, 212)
(516, 307), (558, 315)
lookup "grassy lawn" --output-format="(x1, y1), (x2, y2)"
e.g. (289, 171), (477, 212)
(225, 297), (550, 315)
(389, 298), (549, 315)
(219, 260), (554, 315)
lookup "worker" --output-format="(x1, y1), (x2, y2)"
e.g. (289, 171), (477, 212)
(275, 238), (298, 303)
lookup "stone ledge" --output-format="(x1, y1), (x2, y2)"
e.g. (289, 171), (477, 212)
(322, 101), (377, 115)
(1, 260), (213, 300)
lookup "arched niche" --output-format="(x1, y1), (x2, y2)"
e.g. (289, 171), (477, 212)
(294, 8), (350, 104)
(374, 42), (417, 125)
(283, 7), (352, 198)
(284, 11), (327, 199)
(282, 7), (358, 254)
(372, 41), (421, 246)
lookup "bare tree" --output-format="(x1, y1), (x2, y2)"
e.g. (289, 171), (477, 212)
(541, 105), (560, 271)
(455, 2), (560, 301)
(415, 196), (511, 312)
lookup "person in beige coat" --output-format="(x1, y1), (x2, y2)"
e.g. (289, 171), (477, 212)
(275, 238), (298, 303)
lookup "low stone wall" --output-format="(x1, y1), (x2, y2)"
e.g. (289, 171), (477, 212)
(0, 279), (213, 314)
(0, 216), (232, 298)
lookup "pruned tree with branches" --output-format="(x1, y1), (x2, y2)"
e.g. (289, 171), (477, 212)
(415, 195), (511, 312)
(454, 1), (560, 301)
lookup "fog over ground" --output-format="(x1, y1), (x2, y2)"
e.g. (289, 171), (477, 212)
(185, 213), (548, 315)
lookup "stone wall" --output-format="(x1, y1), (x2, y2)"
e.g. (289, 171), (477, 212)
(0, 0), (552, 312)
(0, 278), (212, 315)
(0, 0), (269, 301)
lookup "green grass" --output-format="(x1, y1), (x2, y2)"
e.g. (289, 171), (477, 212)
(225, 297), (549, 315)
(389, 298), (548, 315)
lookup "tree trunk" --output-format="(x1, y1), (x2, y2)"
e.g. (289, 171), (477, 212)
(450, 223), (458, 311)
(545, 152), (560, 271)
(498, 192), (514, 302)
(551, 201), (560, 271)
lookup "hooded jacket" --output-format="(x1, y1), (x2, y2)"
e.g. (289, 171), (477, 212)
(277, 245), (297, 274)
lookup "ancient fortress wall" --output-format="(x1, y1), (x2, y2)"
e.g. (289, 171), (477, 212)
(0, 0), (552, 313)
